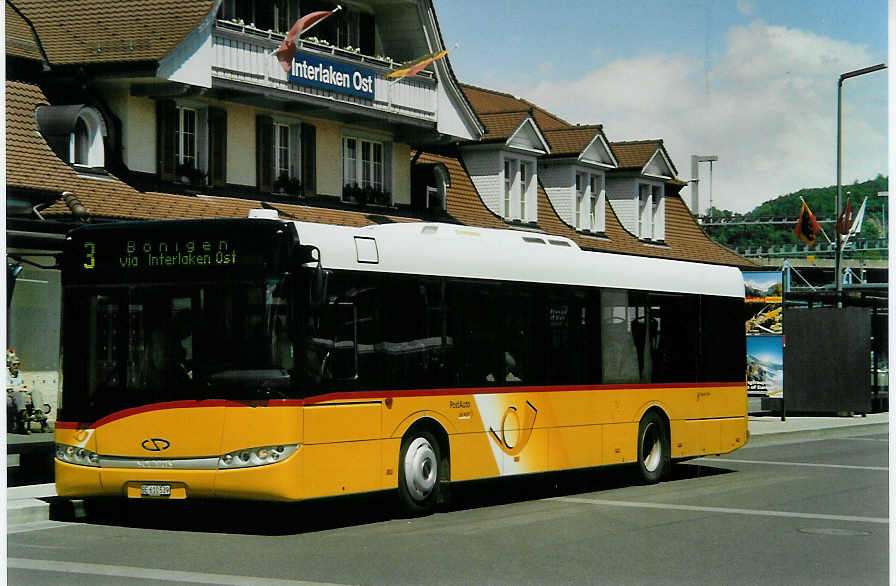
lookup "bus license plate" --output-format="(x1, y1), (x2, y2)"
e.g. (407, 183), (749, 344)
(140, 484), (171, 497)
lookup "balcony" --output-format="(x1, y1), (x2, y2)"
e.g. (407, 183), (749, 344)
(212, 20), (437, 125)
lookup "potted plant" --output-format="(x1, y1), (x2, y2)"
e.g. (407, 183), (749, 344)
(176, 163), (206, 186)
(373, 189), (391, 206)
(342, 183), (361, 203)
(285, 176), (303, 196)
(273, 173), (290, 193)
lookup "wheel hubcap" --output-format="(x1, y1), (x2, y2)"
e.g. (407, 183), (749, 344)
(642, 422), (662, 473)
(404, 437), (437, 501)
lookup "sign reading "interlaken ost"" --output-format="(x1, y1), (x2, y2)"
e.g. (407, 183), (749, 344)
(288, 50), (375, 100)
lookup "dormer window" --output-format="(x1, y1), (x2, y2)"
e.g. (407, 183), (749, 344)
(71, 118), (89, 165)
(637, 182), (664, 241)
(48, 106), (107, 169)
(501, 155), (537, 222)
(519, 162), (529, 222)
(589, 174), (605, 233)
(569, 170), (605, 233)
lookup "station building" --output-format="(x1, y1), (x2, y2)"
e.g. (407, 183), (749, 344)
(5, 0), (753, 419)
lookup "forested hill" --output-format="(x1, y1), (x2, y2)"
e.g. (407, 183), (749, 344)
(704, 175), (888, 251)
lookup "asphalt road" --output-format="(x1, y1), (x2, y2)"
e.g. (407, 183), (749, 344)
(8, 429), (888, 585)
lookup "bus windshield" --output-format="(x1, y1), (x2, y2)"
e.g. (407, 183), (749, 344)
(62, 278), (296, 422)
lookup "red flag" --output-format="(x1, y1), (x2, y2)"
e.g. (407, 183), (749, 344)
(276, 7), (341, 73)
(793, 201), (821, 245)
(835, 198), (853, 236)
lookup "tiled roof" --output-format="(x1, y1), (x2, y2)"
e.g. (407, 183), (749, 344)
(460, 84), (570, 131)
(477, 111), (531, 141)
(415, 146), (753, 267)
(5, 1), (215, 65)
(611, 140), (664, 170)
(542, 126), (603, 156)
(6, 4), (41, 60)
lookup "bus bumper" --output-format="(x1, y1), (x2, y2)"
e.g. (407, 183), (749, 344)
(55, 447), (305, 502)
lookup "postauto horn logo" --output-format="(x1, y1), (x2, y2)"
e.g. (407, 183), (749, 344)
(141, 438), (171, 452)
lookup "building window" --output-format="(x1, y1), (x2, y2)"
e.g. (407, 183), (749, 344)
(273, 0), (299, 33)
(504, 159), (513, 216)
(636, 182), (663, 240)
(275, 123), (291, 179)
(60, 107), (107, 169)
(176, 106), (197, 168)
(638, 183), (651, 239)
(575, 172), (585, 228)
(343, 136), (387, 203)
(651, 184), (663, 241)
(589, 174), (604, 232)
(501, 156), (536, 222)
(72, 118), (89, 166)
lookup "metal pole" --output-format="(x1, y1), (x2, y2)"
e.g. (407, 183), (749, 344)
(835, 76), (842, 301)
(835, 63), (886, 302)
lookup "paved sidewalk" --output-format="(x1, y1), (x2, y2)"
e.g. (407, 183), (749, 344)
(6, 413), (889, 528)
(746, 411), (888, 445)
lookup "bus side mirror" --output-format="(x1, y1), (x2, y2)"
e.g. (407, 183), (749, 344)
(296, 245), (328, 310)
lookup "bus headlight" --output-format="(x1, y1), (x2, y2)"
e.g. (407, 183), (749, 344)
(217, 444), (298, 469)
(55, 443), (100, 467)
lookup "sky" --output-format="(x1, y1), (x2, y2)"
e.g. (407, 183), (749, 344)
(432, 0), (888, 214)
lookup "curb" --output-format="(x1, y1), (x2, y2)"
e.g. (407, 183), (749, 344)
(747, 422), (888, 447)
(7, 498), (52, 526)
(7, 483), (56, 527)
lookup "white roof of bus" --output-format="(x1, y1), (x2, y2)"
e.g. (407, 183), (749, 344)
(289, 220), (744, 298)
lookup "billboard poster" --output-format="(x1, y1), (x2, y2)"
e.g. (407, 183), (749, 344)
(743, 270), (784, 397)
(746, 335), (784, 397)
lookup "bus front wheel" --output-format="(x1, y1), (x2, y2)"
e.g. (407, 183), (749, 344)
(637, 411), (669, 484)
(398, 430), (441, 515)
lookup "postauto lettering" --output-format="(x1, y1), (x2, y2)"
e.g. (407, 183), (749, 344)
(289, 51), (375, 100)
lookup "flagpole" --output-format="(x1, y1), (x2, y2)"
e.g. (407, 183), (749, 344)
(299, 4), (341, 39)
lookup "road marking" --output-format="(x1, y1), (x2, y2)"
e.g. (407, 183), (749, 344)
(836, 437), (889, 442)
(553, 496), (888, 524)
(697, 457), (887, 471)
(7, 558), (353, 586)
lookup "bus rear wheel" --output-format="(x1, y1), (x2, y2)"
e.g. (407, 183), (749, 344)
(398, 430), (441, 515)
(637, 411), (669, 484)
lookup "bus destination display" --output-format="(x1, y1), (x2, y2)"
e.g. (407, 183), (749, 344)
(82, 238), (239, 271)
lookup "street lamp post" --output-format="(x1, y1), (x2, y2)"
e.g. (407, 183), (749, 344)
(835, 63), (886, 298)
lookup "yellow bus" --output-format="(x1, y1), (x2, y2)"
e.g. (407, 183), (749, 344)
(56, 213), (747, 514)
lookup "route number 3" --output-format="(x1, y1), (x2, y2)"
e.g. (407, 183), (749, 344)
(83, 242), (96, 269)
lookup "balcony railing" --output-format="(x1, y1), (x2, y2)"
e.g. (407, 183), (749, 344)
(212, 20), (437, 123)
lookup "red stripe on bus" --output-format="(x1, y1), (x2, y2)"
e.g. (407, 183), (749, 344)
(53, 381), (743, 429)
(55, 398), (306, 429)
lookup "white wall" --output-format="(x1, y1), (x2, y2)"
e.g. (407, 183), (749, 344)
(460, 149), (502, 216)
(540, 164), (574, 225)
(105, 90), (156, 174)
(607, 177), (638, 235)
